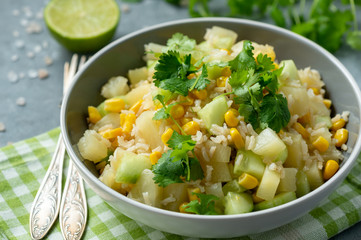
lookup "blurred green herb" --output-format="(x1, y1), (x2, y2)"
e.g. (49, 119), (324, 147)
(164, 0), (361, 52)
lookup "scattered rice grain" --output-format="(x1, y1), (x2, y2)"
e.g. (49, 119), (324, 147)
(20, 19), (28, 27)
(38, 69), (49, 79)
(7, 71), (18, 83)
(121, 4), (130, 13)
(44, 56), (53, 66)
(14, 40), (25, 49)
(16, 97), (26, 106)
(0, 122), (5, 132)
(161, 195), (176, 206)
(26, 21), (42, 34)
(27, 51), (35, 59)
(34, 45), (42, 53)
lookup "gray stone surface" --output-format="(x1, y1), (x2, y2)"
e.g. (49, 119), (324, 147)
(0, 0), (360, 238)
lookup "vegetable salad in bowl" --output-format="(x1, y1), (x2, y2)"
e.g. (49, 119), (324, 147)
(77, 26), (349, 215)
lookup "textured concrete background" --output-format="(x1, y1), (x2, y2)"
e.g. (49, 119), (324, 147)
(0, 0), (360, 238)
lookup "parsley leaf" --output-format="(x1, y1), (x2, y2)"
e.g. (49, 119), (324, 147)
(167, 33), (196, 52)
(184, 193), (219, 215)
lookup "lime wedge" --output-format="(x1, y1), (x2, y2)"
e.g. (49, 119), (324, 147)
(44, 0), (120, 53)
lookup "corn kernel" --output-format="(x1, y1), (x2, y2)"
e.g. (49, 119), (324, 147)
(238, 173), (259, 189)
(298, 112), (311, 125)
(331, 119), (346, 131)
(187, 73), (196, 80)
(171, 124), (182, 134)
(323, 160), (339, 180)
(162, 128), (174, 145)
(150, 151), (162, 165)
(323, 99), (332, 109)
(191, 89), (207, 100)
(102, 128), (123, 140)
(179, 95), (194, 106)
(187, 187), (201, 201)
(129, 99), (143, 114)
(104, 98), (125, 112)
(221, 67), (232, 77)
(220, 48), (231, 55)
(122, 113), (136, 134)
(334, 128), (348, 147)
(182, 121), (200, 135)
(224, 110), (239, 127)
(252, 192), (264, 203)
(216, 76), (227, 87)
(119, 113), (126, 126)
(180, 117), (192, 126)
(96, 161), (107, 174)
(312, 136), (329, 153)
(230, 128), (245, 149)
(170, 104), (185, 119)
(310, 87), (320, 95)
(88, 106), (102, 124)
(293, 122), (309, 139)
(179, 202), (190, 213)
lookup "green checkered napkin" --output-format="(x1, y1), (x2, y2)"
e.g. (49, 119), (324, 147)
(1, 128), (361, 240)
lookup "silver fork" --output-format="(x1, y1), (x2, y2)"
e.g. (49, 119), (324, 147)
(29, 55), (87, 240)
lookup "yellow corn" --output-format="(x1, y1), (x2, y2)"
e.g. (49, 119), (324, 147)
(191, 89), (207, 100)
(179, 95), (194, 106)
(312, 136), (329, 153)
(238, 173), (259, 189)
(224, 109), (239, 127)
(162, 128), (174, 145)
(129, 99), (143, 114)
(216, 76), (227, 87)
(334, 128), (348, 147)
(220, 48), (231, 55)
(187, 187), (201, 201)
(252, 192), (264, 203)
(221, 67), (232, 77)
(310, 87), (320, 95)
(298, 112), (311, 125)
(331, 119), (346, 131)
(323, 99), (332, 109)
(122, 113), (136, 135)
(182, 121), (200, 135)
(104, 98), (125, 112)
(171, 124), (182, 134)
(273, 62), (279, 70)
(180, 117), (192, 126)
(150, 151), (162, 165)
(102, 128), (123, 140)
(119, 113), (126, 126)
(187, 73), (196, 80)
(88, 106), (102, 124)
(170, 104), (185, 119)
(293, 122), (309, 139)
(179, 202), (190, 213)
(230, 128), (245, 149)
(323, 160), (339, 180)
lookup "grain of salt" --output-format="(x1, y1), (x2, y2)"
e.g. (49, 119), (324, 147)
(28, 69), (38, 79)
(12, 9), (20, 16)
(16, 97), (26, 106)
(11, 55), (19, 62)
(12, 31), (19, 37)
(27, 52), (35, 59)
(0, 122), (5, 132)
(7, 71), (18, 83)
(14, 40), (25, 49)
(44, 56), (53, 66)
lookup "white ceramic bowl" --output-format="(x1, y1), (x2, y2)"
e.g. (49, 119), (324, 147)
(60, 18), (361, 238)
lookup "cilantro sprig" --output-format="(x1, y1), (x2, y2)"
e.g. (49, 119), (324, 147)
(152, 131), (204, 187)
(153, 50), (210, 96)
(228, 41), (290, 133)
(183, 192), (219, 215)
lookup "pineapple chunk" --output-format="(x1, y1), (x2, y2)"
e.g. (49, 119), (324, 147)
(123, 82), (151, 106)
(77, 130), (110, 163)
(280, 86), (310, 118)
(162, 183), (188, 211)
(128, 67), (148, 85)
(204, 26), (237, 50)
(92, 113), (121, 132)
(256, 166), (281, 201)
(101, 76), (130, 99)
(252, 128), (286, 161)
(305, 160), (324, 190)
(135, 111), (163, 150)
(284, 132), (304, 169)
(278, 168), (297, 192)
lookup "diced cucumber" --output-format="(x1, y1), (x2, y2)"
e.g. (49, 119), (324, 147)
(313, 115), (332, 129)
(197, 95), (228, 132)
(224, 192), (253, 215)
(256, 165), (281, 201)
(222, 179), (246, 195)
(274, 148), (288, 164)
(305, 160), (324, 190)
(233, 149), (265, 180)
(210, 162), (232, 182)
(296, 170), (311, 197)
(128, 169), (163, 208)
(207, 64), (224, 80)
(278, 168), (297, 192)
(252, 128), (287, 161)
(115, 151), (151, 184)
(254, 192), (296, 211)
(206, 141), (231, 163)
(279, 60), (300, 83)
(152, 88), (177, 104)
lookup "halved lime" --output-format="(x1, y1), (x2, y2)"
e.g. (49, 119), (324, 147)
(44, 0), (120, 53)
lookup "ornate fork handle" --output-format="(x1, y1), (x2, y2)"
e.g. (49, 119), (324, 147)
(60, 160), (87, 240)
(29, 134), (65, 239)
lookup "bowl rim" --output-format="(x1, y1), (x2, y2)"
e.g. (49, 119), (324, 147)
(61, 17), (361, 220)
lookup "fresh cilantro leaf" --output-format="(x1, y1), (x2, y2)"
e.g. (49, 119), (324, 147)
(153, 51), (183, 82)
(346, 31), (361, 50)
(167, 131), (196, 151)
(184, 193), (219, 215)
(152, 151), (185, 187)
(167, 33), (196, 52)
(228, 40), (256, 72)
(188, 0), (212, 17)
(259, 93), (290, 133)
(188, 157), (204, 181)
(256, 54), (275, 73)
(189, 64), (210, 91)
(153, 107), (170, 120)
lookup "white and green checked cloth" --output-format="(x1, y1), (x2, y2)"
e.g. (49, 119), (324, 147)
(1, 128), (361, 240)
